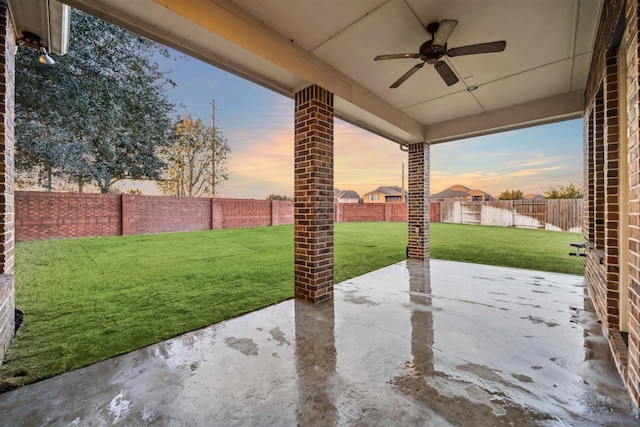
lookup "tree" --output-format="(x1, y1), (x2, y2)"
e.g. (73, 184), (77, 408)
(15, 9), (175, 193)
(266, 194), (291, 200)
(157, 115), (230, 196)
(498, 189), (523, 200)
(544, 182), (584, 199)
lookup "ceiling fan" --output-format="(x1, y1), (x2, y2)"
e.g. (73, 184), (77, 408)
(374, 20), (506, 88)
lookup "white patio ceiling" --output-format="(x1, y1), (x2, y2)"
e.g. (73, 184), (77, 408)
(12, 0), (602, 146)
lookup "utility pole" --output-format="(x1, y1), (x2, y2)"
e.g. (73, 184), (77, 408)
(211, 98), (216, 197)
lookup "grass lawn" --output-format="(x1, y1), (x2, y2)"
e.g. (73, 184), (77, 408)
(431, 223), (584, 275)
(0, 222), (583, 391)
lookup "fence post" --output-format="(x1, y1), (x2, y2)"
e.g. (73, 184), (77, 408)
(271, 200), (279, 226)
(211, 198), (223, 230)
(121, 195), (138, 235)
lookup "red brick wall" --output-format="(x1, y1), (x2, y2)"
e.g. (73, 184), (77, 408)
(337, 203), (385, 222)
(124, 195), (211, 235)
(0, 4), (13, 366)
(218, 198), (271, 229)
(335, 202), (440, 223)
(16, 192), (440, 242)
(626, 0), (640, 407)
(16, 192), (122, 240)
(15, 192), (302, 241)
(584, 0), (640, 410)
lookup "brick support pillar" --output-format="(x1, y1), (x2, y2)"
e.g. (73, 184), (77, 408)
(294, 85), (334, 303)
(604, 49), (620, 328)
(0, 4), (15, 366)
(626, 0), (640, 408)
(407, 142), (430, 260)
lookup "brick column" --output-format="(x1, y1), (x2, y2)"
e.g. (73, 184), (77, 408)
(407, 142), (430, 260)
(584, 109), (595, 244)
(0, 4), (15, 365)
(604, 49), (620, 328)
(626, 0), (640, 407)
(294, 85), (334, 303)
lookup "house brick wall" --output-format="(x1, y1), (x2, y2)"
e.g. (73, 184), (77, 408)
(626, 0), (640, 406)
(605, 49), (621, 329)
(585, 0), (640, 410)
(585, 110), (595, 243)
(0, 4), (14, 366)
(294, 85), (334, 303)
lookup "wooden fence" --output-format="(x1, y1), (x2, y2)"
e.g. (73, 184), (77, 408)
(438, 199), (582, 232)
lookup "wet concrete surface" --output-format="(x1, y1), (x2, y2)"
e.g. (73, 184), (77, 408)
(0, 259), (637, 426)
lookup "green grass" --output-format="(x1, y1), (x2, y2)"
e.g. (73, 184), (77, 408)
(0, 222), (583, 391)
(431, 223), (584, 275)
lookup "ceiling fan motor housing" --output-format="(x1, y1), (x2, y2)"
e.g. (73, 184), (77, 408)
(419, 40), (443, 64)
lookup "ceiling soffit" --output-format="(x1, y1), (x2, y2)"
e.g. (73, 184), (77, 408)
(24, 0), (603, 144)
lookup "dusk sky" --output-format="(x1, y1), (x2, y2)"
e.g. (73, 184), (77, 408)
(151, 52), (583, 199)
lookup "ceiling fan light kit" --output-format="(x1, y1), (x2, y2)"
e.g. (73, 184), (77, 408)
(374, 19), (506, 88)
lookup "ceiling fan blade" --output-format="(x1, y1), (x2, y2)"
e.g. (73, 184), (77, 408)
(390, 62), (425, 88)
(434, 61), (459, 86)
(432, 19), (458, 51)
(375, 53), (420, 61)
(447, 41), (506, 57)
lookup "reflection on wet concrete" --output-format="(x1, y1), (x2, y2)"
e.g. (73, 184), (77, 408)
(0, 259), (637, 425)
(295, 298), (337, 426)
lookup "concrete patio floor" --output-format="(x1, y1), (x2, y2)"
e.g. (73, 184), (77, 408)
(0, 259), (637, 426)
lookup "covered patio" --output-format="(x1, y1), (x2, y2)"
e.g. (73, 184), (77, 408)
(3, 0), (640, 418)
(0, 260), (636, 425)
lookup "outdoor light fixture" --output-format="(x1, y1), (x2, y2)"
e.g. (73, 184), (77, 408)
(16, 31), (55, 65)
(37, 46), (55, 65)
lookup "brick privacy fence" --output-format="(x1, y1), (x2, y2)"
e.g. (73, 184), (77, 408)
(335, 201), (440, 223)
(15, 192), (296, 241)
(16, 192), (437, 241)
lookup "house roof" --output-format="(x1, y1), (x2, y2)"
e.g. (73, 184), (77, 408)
(523, 193), (545, 200)
(365, 186), (405, 196)
(335, 190), (360, 200)
(432, 184), (491, 199)
(22, 0), (603, 147)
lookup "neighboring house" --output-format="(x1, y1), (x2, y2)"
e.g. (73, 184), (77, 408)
(431, 184), (494, 202)
(335, 189), (361, 203)
(523, 193), (545, 201)
(362, 186), (407, 203)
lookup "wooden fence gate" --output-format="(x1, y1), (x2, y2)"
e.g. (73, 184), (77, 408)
(513, 200), (547, 229)
(461, 202), (482, 225)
